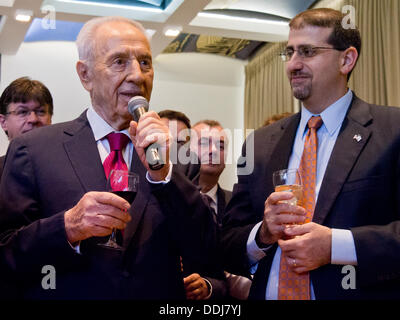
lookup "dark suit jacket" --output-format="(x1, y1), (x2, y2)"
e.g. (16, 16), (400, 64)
(221, 95), (400, 299)
(216, 186), (232, 227)
(0, 111), (219, 299)
(189, 174), (234, 299)
(0, 155), (4, 180)
(191, 172), (232, 227)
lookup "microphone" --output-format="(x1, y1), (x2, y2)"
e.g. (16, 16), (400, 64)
(128, 96), (164, 171)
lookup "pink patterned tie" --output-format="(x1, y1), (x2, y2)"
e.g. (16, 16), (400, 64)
(278, 116), (323, 300)
(103, 132), (130, 182)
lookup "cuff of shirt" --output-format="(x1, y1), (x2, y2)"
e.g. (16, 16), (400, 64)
(202, 277), (212, 300)
(331, 228), (358, 265)
(68, 240), (81, 255)
(247, 221), (269, 266)
(145, 161), (173, 184)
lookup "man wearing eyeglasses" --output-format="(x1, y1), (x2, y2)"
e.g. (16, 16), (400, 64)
(222, 8), (400, 299)
(0, 77), (53, 177)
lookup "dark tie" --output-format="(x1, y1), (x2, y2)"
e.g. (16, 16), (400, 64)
(278, 115), (323, 300)
(201, 193), (218, 224)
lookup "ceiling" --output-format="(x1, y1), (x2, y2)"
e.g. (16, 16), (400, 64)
(0, 0), (317, 57)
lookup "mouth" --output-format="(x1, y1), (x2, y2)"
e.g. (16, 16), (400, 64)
(119, 91), (144, 102)
(290, 75), (310, 85)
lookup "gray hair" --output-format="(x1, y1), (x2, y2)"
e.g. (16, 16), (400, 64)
(76, 16), (148, 63)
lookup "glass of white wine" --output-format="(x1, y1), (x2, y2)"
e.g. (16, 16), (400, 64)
(272, 168), (303, 207)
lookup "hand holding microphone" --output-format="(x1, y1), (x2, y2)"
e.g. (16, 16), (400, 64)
(128, 96), (171, 180)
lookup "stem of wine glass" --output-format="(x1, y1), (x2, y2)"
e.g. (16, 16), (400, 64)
(109, 228), (118, 243)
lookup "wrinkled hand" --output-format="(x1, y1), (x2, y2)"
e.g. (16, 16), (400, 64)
(278, 222), (332, 274)
(129, 111), (171, 182)
(64, 191), (131, 244)
(258, 191), (307, 246)
(183, 273), (210, 300)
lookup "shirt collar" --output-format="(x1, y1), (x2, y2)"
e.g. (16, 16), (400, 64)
(201, 184), (218, 204)
(86, 107), (130, 141)
(299, 90), (353, 137)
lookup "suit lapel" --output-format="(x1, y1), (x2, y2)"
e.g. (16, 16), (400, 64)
(63, 112), (106, 192)
(265, 114), (300, 195)
(313, 96), (372, 224)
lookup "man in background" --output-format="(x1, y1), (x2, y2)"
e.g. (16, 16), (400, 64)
(158, 109), (199, 180)
(0, 77), (53, 176)
(187, 119), (252, 300)
(159, 109), (191, 144)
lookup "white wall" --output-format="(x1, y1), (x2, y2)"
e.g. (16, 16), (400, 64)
(0, 42), (245, 190)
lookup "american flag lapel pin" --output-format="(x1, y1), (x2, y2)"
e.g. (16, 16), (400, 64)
(353, 134), (362, 142)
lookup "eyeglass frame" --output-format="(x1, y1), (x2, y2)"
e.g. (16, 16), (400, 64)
(6, 107), (50, 119)
(279, 45), (347, 62)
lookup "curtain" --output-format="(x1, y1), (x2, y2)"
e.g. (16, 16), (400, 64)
(314, 0), (400, 106)
(244, 42), (295, 130)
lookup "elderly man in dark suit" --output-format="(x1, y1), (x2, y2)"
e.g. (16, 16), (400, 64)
(221, 8), (400, 299)
(0, 16), (219, 299)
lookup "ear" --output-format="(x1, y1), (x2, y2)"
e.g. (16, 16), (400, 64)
(76, 60), (93, 92)
(0, 114), (8, 132)
(340, 47), (358, 78)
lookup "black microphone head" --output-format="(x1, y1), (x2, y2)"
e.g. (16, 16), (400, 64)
(128, 96), (149, 121)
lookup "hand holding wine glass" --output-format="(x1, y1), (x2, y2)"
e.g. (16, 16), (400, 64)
(99, 169), (139, 250)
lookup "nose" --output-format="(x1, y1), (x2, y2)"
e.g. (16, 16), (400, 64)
(26, 110), (39, 124)
(286, 53), (304, 74)
(125, 59), (145, 84)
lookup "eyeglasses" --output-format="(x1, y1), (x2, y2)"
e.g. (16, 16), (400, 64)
(7, 108), (48, 119)
(279, 45), (346, 62)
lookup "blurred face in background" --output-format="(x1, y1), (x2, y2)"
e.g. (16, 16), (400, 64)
(160, 118), (190, 144)
(191, 123), (227, 177)
(0, 100), (52, 140)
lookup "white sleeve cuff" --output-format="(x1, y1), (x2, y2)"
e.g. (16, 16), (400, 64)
(331, 228), (358, 265)
(68, 240), (81, 255)
(145, 161), (173, 184)
(247, 221), (268, 266)
(202, 277), (212, 300)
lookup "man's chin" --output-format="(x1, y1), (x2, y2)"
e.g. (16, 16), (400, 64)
(292, 87), (311, 101)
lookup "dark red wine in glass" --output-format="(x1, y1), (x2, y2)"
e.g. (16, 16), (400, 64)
(98, 170), (139, 250)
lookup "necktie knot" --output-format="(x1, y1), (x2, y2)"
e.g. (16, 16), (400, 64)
(201, 194), (214, 208)
(307, 116), (323, 130)
(107, 132), (130, 151)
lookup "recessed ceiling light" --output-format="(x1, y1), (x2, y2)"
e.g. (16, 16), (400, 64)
(57, 0), (163, 13)
(197, 12), (289, 26)
(164, 26), (182, 37)
(15, 9), (33, 22)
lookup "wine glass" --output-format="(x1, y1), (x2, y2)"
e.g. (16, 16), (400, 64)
(272, 168), (303, 207)
(98, 169), (139, 250)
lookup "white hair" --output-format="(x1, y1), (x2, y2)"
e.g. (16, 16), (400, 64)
(76, 16), (149, 62)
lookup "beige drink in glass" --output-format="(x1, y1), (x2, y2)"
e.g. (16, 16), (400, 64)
(273, 169), (305, 224)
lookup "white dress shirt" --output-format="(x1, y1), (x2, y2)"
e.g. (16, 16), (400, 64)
(246, 90), (358, 300)
(87, 107), (172, 183)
